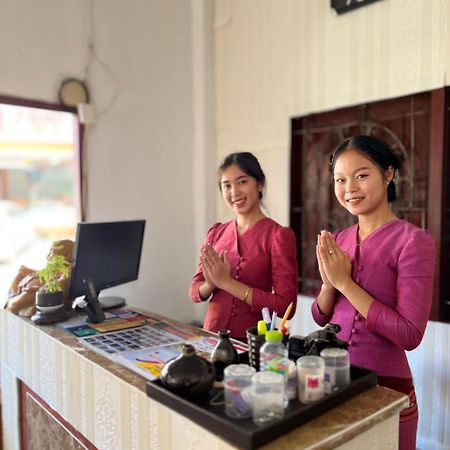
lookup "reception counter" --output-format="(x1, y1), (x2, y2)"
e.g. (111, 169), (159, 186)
(0, 308), (408, 449)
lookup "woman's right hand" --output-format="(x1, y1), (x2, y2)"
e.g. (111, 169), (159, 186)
(316, 233), (334, 290)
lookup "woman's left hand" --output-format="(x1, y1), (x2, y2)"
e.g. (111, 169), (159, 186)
(317, 231), (352, 291)
(200, 244), (232, 290)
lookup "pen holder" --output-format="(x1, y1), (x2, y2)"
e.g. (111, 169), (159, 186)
(246, 327), (266, 371)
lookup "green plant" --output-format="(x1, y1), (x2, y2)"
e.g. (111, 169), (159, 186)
(38, 250), (70, 294)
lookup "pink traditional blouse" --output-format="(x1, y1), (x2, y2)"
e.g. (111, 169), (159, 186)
(312, 219), (436, 378)
(189, 218), (298, 339)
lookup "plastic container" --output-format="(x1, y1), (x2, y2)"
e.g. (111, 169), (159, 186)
(251, 371), (285, 426)
(223, 364), (256, 419)
(297, 355), (325, 404)
(320, 348), (350, 394)
(286, 360), (297, 401)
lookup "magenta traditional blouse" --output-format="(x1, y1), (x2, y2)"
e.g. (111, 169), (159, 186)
(312, 219), (436, 378)
(189, 218), (298, 339)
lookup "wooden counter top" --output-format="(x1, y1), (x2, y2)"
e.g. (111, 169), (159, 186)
(0, 308), (408, 449)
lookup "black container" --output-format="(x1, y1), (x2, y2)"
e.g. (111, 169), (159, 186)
(160, 344), (216, 398)
(245, 326), (266, 371)
(210, 329), (239, 381)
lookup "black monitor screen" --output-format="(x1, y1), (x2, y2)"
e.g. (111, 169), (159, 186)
(69, 220), (146, 298)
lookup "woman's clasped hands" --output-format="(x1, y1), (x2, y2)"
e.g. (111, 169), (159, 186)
(316, 230), (352, 292)
(200, 243), (232, 291)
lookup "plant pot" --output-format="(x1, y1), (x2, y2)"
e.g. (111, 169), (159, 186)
(32, 289), (68, 325)
(35, 290), (64, 313)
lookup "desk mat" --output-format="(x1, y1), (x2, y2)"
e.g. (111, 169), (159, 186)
(146, 365), (377, 450)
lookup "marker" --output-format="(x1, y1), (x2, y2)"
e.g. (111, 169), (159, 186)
(279, 302), (293, 331)
(270, 311), (277, 331)
(257, 320), (267, 335)
(261, 307), (271, 329)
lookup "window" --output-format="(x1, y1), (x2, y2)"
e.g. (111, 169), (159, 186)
(0, 97), (82, 298)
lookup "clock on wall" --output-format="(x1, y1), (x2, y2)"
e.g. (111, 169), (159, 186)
(331, 0), (383, 15)
(58, 78), (90, 107)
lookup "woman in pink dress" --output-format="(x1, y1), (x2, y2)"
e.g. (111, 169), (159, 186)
(189, 152), (298, 339)
(313, 135), (436, 450)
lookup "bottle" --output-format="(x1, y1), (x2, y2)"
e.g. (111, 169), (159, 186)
(210, 329), (239, 381)
(259, 330), (290, 405)
(260, 330), (289, 374)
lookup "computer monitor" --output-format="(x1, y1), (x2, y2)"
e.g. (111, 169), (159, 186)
(69, 220), (146, 308)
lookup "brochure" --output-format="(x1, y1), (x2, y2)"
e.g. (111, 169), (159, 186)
(117, 334), (248, 381)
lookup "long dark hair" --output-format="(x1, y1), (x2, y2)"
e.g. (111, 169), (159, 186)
(329, 135), (402, 202)
(217, 152), (266, 199)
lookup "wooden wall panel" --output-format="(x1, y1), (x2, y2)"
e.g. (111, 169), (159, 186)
(290, 88), (448, 321)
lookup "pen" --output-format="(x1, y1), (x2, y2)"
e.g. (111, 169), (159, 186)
(279, 302), (293, 331)
(270, 311), (277, 330)
(261, 307), (271, 329)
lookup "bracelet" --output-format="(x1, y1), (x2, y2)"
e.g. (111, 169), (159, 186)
(243, 286), (250, 303)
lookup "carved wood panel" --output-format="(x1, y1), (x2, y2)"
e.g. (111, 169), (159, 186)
(290, 88), (449, 322)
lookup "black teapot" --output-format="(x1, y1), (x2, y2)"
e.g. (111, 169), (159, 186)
(160, 344), (216, 398)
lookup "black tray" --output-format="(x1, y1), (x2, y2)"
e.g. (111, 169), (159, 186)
(146, 365), (377, 449)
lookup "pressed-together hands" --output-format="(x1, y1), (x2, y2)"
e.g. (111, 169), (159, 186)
(316, 230), (373, 319)
(198, 243), (252, 304)
(200, 243), (232, 291)
(316, 230), (352, 292)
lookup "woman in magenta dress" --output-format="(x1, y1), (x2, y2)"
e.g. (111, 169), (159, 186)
(313, 135), (436, 450)
(189, 152), (298, 340)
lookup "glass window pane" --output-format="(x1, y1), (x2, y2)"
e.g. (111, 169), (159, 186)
(0, 102), (79, 299)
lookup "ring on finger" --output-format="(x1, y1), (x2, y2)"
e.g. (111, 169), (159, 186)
(328, 250), (335, 254)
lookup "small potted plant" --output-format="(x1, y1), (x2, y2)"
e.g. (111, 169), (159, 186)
(35, 245), (71, 314)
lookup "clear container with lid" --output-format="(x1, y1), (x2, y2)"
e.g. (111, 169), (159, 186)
(320, 348), (350, 394)
(286, 360), (297, 401)
(297, 355), (325, 403)
(252, 371), (285, 426)
(223, 364), (256, 418)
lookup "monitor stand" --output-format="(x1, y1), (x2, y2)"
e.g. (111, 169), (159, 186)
(98, 296), (126, 310)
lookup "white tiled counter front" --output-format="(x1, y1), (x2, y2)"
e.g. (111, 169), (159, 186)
(0, 309), (408, 450)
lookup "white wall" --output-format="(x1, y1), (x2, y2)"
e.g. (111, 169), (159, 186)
(0, 0), (214, 324)
(213, 0), (450, 448)
(82, 0), (215, 323)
